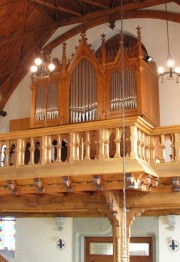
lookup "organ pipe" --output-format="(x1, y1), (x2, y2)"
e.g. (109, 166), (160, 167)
(70, 59), (97, 123)
(110, 69), (137, 111)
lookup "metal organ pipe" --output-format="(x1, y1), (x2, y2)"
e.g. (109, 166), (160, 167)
(47, 81), (58, 119)
(70, 58), (97, 123)
(35, 83), (46, 121)
(110, 69), (137, 111)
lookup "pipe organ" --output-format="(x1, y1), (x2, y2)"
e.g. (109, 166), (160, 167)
(30, 26), (160, 129)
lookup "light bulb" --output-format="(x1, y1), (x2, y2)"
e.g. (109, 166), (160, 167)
(158, 67), (164, 74)
(30, 65), (38, 73)
(167, 59), (174, 68)
(175, 67), (180, 74)
(48, 63), (55, 71)
(35, 57), (42, 66)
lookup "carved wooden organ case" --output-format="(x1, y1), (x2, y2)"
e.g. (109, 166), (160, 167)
(30, 26), (160, 129)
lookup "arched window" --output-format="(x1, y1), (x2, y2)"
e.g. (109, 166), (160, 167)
(70, 58), (97, 123)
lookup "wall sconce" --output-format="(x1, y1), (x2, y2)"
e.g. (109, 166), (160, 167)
(56, 217), (64, 231)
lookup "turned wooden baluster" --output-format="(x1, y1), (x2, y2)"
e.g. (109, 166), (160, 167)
(41, 136), (47, 165)
(56, 135), (62, 162)
(159, 135), (166, 162)
(69, 133), (76, 163)
(137, 129), (142, 159)
(74, 133), (80, 161)
(16, 139), (23, 166)
(2, 142), (9, 166)
(149, 136), (156, 163)
(29, 137), (35, 165)
(99, 129), (109, 159)
(114, 128), (122, 158)
(84, 131), (91, 160)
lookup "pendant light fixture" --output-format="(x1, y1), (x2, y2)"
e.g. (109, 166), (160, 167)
(158, 1), (180, 83)
(30, 0), (55, 79)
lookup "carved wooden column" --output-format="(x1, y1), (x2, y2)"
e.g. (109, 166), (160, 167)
(113, 224), (122, 262)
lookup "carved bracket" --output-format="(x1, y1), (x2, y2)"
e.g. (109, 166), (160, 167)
(104, 191), (121, 226)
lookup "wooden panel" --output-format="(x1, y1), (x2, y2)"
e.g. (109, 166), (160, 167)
(140, 61), (160, 126)
(9, 117), (30, 132)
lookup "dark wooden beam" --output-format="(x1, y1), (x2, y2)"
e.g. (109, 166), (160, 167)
(79, 0), (109, 10)
(31, 0), (82, 17)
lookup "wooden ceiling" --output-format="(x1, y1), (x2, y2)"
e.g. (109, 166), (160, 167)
(0, 0), (180, 112)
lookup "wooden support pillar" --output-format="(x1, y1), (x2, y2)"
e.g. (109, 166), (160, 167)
(105, 191), (146, 262)
(113, 224), (121, 262)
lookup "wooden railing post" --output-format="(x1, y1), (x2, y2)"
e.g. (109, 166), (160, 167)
(174, 133), (180, 162)
(69, 133), (75, 163)
(114, 128), (122, 158)
(130, 126), (138, 160)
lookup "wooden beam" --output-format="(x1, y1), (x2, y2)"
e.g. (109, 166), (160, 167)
(31, 0), (82, 17)
(79, 0), (109, 10)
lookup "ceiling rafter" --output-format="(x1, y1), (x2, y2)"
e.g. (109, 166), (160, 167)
(31, 0), (82, 17)
(79, 0), (110, 10)
(29, 0), (55, 22)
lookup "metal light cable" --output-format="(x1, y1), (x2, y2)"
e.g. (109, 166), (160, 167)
(165, 0), (171, 60)
(120, 0), (127, 261)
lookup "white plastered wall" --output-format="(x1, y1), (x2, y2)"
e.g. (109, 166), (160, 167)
(1, 218), (73, 262)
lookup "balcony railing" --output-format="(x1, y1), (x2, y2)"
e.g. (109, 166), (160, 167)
(0, 116), (179, 170)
